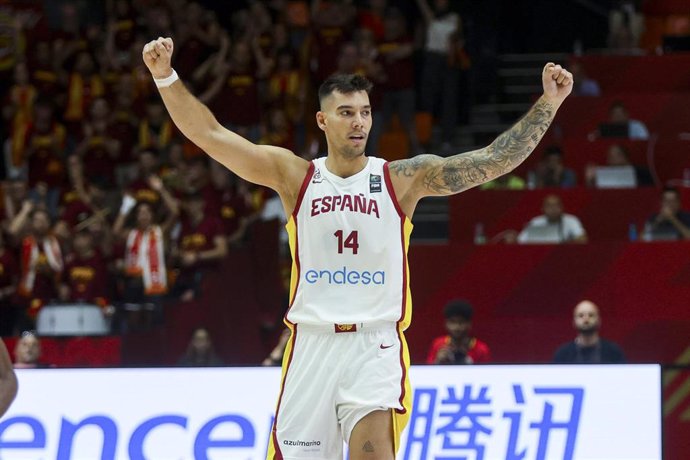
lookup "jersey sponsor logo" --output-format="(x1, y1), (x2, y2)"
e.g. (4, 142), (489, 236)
(304, 266), (385, 285)
(370, 174), (381, 193)
(312, 168), (323, 183)
(310, 194), (380, 218)
(380, 343), (394, 349)
(283, 439), (322, 447)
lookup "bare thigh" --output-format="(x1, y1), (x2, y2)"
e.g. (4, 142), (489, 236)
(348, 409), (394, 460)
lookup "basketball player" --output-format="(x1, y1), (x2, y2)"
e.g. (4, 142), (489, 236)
(142, 37), (573, 460)
(0, 340), (18, 416)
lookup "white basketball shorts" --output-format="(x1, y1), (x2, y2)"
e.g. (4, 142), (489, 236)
(267, 321), (412, 460)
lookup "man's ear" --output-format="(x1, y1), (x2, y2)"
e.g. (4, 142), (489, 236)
(316, 111), (327, 131)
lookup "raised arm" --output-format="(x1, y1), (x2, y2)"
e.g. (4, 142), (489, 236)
(141, 38), (307, 206)
(388, 63), (573, 216)
(8, 200), (33, 239)
(147, 175), (180, 235)
(414, 0), (434, 25)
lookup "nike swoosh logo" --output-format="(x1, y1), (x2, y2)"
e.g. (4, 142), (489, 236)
(380, 344), (394, 349)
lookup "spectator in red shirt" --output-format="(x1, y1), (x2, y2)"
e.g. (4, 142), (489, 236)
(180, 156), (220, 214)
(210, 165), (251, 245)
(376, 7), (419, 154)
(23, 98), (67, 216)
(63, 50), (105, 137)
(200, 39), (269, 143)
(358, 0), (388, 41)
(137, 95), (174, 151)
(54, 155), (115, 252)
(73, 97), (121, 189)
(426, 300), (491, 365)
(310, 0), (356, 82)
(126, 149), (162, 205)
(60, 231), (110, 311)
(28, 41), (61, 101)
(173, 191), (227, 302)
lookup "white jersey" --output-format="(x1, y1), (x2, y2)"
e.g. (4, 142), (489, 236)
(285, 157), (413, 329)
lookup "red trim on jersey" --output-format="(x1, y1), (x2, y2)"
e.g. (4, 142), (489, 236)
(271, 325), (298, 459)
(284, 216), (300, 327)
(395, 255), (408, 412)
(383, 162), (405, 219)
(291, 162), (315, 219)
(395, 327), (408, 415)
(394, 176), (409, 413)
(284, 162), (313, 326)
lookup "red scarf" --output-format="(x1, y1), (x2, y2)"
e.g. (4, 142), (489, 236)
(19, 235), (63, 297)
(125, 226), (167, 295)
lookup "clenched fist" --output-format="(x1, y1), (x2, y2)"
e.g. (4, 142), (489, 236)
(542, 62), (574, 106)
(142, 37), (174, 79)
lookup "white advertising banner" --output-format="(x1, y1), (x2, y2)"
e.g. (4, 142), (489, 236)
(0, 365), (661, 460)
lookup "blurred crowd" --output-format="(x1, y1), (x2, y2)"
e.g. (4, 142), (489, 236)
(0, 0), (492, 337)
(0, 0), (415, 335)
(0, 0), (309, 335)
(0, 0), (685, 341)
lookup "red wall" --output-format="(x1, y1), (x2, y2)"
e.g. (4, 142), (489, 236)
(406, 241), (690, 364)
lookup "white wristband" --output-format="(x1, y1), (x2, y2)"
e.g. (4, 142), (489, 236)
(153, 69), (179, 88)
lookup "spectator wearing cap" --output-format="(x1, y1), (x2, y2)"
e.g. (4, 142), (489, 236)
(426, 299), (491, 364)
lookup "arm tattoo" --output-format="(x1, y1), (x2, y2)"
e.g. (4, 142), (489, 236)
(362, 441), (375, 452)
(389, 98), (556, 196)
(387, 154), (433, 178)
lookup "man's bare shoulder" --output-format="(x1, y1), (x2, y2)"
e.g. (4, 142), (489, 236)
(259, 145), (312, 197)
(388, 154), (442, 179)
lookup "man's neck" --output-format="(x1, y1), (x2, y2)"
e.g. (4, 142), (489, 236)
(324, 154), (368, 179)
(576, 333), (600, 347)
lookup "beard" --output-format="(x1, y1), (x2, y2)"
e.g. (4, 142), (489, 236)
(341, 143), (367, 158)
(577, 324), (599, 335)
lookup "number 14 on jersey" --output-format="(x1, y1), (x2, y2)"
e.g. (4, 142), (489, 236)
(334, 230), (359, 254)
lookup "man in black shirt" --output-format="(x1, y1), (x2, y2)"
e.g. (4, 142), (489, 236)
(553, 300), (626, 364)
